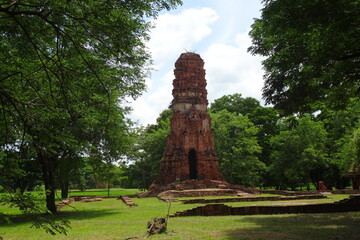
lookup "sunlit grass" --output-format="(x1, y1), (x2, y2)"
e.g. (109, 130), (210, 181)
(1, 194), (359, 239)
(68, 188), (140, 197)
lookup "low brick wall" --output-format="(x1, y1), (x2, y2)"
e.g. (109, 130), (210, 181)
(56, 195), (138, 210)
(261, 189), (360, 196)
(56, 198), (74, 211)
(331, 189), (360, 194)
(170, 195), (360, 217)
(72, 196), (104, 202)
(261, 190), (321, 196)
(181, 195), (326, 204)
(119, 195), (137, 207)
(56, 196), (102, 210)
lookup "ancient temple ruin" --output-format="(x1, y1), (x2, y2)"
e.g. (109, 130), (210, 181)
(150, 52), (224, 189)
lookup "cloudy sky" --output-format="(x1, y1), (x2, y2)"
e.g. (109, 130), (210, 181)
(128, 0), (265, 126)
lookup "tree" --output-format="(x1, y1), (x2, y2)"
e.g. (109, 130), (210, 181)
(0, 147), (42, 193)
(91, 161), (125, 196)
(247, 106), (280, 187)
(56, 152), (83, 199)
(0, 0), (182, 213)
(269, 114), (328, 190)
(317, 98), (360, 188)
(210, 110), (264, 186)
(336, 128), (359, 173)
(125, 110), (171, 189)
(249, 0), (360, 114)
(210, 94), (280, 186)
(210, 93), (261, 116)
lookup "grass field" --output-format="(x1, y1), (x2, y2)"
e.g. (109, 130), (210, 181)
(1, 190), (360, 240)
(68, 188), (140, 197)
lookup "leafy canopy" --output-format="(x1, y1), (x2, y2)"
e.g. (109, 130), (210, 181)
(0, 0), (182, 214)
(210, 109), (264, 185)
(269, 114), (328, 189)
(249, 0), (360, 114)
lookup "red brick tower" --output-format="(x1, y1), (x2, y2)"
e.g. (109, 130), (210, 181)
(151, 52), (224, 188)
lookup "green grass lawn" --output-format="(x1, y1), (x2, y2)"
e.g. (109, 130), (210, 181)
(68, 188), (140, 197)
(1, 194), (360, 239)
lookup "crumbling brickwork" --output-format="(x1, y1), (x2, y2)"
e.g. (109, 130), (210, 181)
(151, 53), (224, 188)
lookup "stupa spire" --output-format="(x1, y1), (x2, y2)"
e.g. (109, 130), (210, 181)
(151, 52), (224, 188)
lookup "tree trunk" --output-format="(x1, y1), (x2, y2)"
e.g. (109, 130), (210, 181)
(17, 179), (27, 194)
(61, 181), (69, 199)
(41, 155), (57, 213)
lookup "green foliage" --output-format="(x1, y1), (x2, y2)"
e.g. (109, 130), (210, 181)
(210, 94), (280, 186)
(249, 0), (360, 114)
(90, 161), (126, 196)
(210, 110), (264, 185)
(0, 148), (42, 193)
(318, 98), (360, 188)
(124, 110), (171, 189)
(336, 126), (360, 174)
(269, 115), (328, 189)
(210, 93), (261, 116)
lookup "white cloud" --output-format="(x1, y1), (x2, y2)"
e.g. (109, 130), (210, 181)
(203, 30), (265, 104)
(129, 7), (219, 125)
(129, 70), (175, 126)
(148, 7), (219, 68)
(128, 4), (265, 126)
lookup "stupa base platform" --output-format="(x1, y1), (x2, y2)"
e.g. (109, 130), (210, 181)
(141, 179), (258, 198)
(157, 188), (250, 202)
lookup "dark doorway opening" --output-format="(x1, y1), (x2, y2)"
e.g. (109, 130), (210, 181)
(188, 149), (197, 179)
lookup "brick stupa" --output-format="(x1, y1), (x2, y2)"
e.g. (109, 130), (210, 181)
(150, 52), (225, 190)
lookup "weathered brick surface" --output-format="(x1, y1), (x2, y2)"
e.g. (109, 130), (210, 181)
(119, 195), (137, 207)
(262, 189), (360, 195)
(56, 197), (74, 211)
(181, 195), (327, 204)
(170, 195), (360, 217)
(151, 53), (224, 189)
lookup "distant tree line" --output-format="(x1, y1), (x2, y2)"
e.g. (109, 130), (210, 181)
(124, 94), (360, 190)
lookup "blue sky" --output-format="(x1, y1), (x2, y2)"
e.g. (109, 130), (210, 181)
(128, 0), (265, 126)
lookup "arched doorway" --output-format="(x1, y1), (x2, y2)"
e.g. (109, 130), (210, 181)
(188, 149), (197, 179)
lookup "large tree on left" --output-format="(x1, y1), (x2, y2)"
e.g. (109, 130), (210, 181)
(0, 0), (181, 213)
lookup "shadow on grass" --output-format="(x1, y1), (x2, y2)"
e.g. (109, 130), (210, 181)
(224, 212), (360, 240)
(3, 209), (120, 226)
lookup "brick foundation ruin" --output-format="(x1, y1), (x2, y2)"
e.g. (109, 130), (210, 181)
(170, 195), (360, 217)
